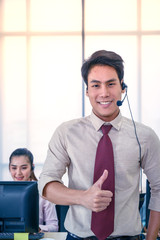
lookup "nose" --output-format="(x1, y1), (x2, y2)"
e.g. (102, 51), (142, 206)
(16, 168), (22, 175)
(100, 85), (109, 97)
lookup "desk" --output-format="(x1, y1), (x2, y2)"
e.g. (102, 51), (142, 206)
(43, 232), (67, 240)
(44, 233), (147, 240)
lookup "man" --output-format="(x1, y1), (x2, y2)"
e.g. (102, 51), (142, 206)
(38, 50), (160, 240)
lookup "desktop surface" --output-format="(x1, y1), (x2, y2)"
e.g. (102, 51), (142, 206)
(0, 232), (44, 240)
(43, 232), (67, 240)
(0, 232), (66, 240)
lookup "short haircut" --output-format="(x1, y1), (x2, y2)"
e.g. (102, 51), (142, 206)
(81, 50), (124, 87)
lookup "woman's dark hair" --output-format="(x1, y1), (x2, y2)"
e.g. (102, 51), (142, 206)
(9, 148), (37, 181)
(81, 50), (124, 87)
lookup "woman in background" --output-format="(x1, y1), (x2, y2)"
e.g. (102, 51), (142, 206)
(9, 148), (59, 232)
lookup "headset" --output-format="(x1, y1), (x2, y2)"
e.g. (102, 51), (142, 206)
(31, 164), (35, 171)
(117, 82), (128, 106)
(121, 82), (127, 91)
(117, 83), (144, 239)
(117, 82), (142, 167)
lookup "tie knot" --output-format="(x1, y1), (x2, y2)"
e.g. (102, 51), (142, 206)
(101, 125), (112, 135)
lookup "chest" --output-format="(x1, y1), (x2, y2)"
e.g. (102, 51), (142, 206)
(66, 128), (140, 176)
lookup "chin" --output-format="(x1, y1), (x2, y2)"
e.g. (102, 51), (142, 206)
(99, 112), (115, 122)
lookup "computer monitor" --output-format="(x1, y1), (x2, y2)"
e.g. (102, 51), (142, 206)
(0, 181), (39, 233)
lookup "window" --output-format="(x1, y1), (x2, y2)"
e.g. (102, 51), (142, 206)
(0, 0), (160, 191)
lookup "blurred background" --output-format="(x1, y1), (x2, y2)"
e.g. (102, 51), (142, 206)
(0, 0), (160, 191)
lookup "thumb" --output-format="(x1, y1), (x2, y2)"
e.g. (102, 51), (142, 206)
(94, 170), (108, 189)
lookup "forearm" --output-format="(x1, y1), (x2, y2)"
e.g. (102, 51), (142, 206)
(42, 171), (113, 212)
(146, 210), (160, 240)
(39, 222), (58, 232)
(43, 181), (84, 206)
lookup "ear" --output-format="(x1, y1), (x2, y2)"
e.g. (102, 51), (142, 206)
(121, 80), (126, 93)
(122, 88), (125, 94)
(86, 88), (89, 97)
(32, 164), (35, 171)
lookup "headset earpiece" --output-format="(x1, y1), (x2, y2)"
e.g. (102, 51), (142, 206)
(121, 82), (127, 90)
(31, 165), (35, 171)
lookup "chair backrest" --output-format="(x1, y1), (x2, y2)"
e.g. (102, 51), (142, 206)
(56, 205), (69, 232)
(139, 179), (151, 230)
(145, 180), (151, 228)
(139, 192), (145, 210)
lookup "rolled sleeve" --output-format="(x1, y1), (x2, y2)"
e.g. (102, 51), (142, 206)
(142, 128), (160, 212)
(38, 124), (70, 196)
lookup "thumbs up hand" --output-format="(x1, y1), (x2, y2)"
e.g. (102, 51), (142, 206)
(94, 169), (108, 189)
(82, 170), (113, 212)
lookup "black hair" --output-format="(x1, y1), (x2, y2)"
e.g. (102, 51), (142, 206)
(81, 50), (124, 87)
(9, 148), (37, 181)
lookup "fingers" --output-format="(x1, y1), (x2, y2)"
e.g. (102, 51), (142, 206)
(92, 171), (113, 212)
(92, 194), (113, 212)
(94, 169), (108, 189)
(82, 170), (113, 212)
(93, 202), (110, 213)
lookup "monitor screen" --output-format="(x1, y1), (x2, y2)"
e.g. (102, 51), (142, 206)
(0, 181), (39, 233)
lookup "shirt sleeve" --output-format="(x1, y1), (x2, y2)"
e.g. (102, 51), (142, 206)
(39, 196), (59, 232)
(38, 123), (70, 196)
(142, 127), (160, 212)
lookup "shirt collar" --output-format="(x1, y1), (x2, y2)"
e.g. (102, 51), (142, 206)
(90, 111), (122, 132)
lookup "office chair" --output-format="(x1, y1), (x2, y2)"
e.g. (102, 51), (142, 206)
(145, 180), (151, 229)
(56, 205), (69, 232)
(139, 192), (145, 211)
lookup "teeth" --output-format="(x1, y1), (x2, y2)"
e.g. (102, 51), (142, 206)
(100, 101), (110, 105)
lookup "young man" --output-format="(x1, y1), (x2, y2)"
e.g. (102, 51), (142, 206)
(38, 50), (160, 240)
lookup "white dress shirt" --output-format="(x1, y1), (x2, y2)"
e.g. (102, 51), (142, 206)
(38, 111), (160, 237)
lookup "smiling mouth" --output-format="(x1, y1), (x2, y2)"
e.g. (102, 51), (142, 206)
(98, 101), (111, 105)
(16, 177), (24, 180)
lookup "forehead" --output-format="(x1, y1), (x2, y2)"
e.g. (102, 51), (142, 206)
(88, 65), (119, 81)
(10, 156), (30, 165)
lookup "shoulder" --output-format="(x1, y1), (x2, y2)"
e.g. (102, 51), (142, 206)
(59, 115), (91, 129)
(52, 115), (91, 137)
(122, 116), (159, 142)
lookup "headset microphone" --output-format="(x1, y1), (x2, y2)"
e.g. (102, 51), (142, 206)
(117, 82), (142, 203)
(117, 83), (128, 106)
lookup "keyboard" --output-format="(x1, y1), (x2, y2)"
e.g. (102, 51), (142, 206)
(0, 232), (44, 239)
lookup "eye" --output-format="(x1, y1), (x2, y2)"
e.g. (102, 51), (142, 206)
(107, 82), (116, 88)
(108, 82), (115, 87)
(21, 166), (28, 170)
(92, 84), (100, 88)
(11, 167), (17, 170)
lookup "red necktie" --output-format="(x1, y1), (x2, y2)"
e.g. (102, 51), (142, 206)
(91, 125), (115, 240)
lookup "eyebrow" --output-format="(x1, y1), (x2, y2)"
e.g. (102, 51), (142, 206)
(90, 78), (117, 84)
(10, 164), (28, 167)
